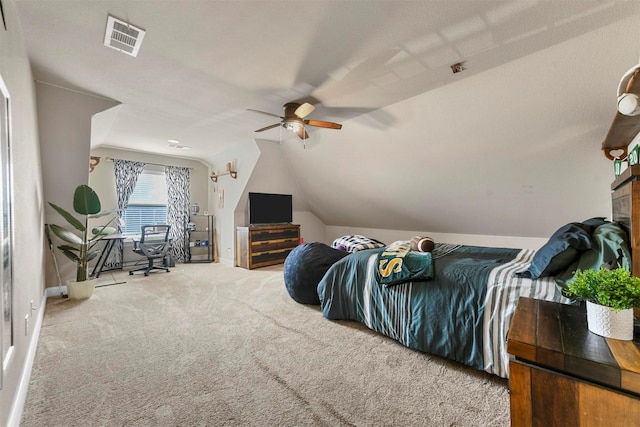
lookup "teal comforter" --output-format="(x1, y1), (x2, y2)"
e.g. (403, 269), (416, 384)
(317, 244), (569, 378)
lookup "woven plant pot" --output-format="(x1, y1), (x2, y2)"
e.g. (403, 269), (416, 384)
(586, 301), (634, 341)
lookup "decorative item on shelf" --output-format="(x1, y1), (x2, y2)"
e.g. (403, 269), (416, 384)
(614, 158), (623, 178)
(564, 267), (640, 340)
(629, 145), (640, 166)
(89, 156), (100, 173)
(210, 161), (237, 182)
(47, 185), (115, 300)
(191, 202), (200, 215)
(613, 158), (622, 178)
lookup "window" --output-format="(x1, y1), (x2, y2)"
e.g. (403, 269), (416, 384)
(122, 168), (168, 235)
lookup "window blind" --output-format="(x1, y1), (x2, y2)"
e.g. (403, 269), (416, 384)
(122, 170), (168, 234)
(122, 205), (167, 234)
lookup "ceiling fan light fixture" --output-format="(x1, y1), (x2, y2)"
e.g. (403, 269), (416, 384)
(249, 102), (341, 140)
(285, 121), (302, 132)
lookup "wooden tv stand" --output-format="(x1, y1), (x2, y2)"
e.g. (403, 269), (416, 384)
(236, 224), (300, 269)
(507, 297), (640, 426)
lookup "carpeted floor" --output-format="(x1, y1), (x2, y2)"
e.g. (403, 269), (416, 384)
(21, 263), (510, 426)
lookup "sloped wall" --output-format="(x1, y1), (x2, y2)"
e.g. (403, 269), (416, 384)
(279, 15), (640, 242)
(210, 138), (326, 265)
(240, 139), (326, 243)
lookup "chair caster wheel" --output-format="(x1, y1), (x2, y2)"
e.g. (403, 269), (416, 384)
(144, 272), (149, 276)
(129, 272), (133, 275)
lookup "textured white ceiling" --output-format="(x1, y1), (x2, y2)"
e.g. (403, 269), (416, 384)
(14, 0), (639, 167)
(14, 1), (640, 238)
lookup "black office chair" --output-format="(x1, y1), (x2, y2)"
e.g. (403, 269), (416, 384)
(129, 225), (172, 276)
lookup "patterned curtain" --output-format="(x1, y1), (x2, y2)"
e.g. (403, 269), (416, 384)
(165, 166), (190, 262)
(105, 159), (145, 268)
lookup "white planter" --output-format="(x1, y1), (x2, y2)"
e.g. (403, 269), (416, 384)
(66, 278), (96, 300)
(586, 301), (634, 340)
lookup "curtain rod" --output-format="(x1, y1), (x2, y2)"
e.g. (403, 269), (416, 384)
(96, 156), (194, 170)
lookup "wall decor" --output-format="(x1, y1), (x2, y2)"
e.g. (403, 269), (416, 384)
(628, 144), (639, 166)
(210, 161), (237, 182)
(0, 72), (14, 390)
(614, 158), (623, 178)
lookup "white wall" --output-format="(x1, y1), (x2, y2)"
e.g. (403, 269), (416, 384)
(89, 147), (210, 215)
(326, 225), (547, 251)
(209, 139), (260, 264)
(279, 16), (637, 241)
(208, 137), (328, 265)
(37, 83), (120, 285)
(0, 1), (47, 425)
(87, 146), (210, 267)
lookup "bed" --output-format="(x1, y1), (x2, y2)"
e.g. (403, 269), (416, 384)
(315, 178), (637, 379)
(318, 244), (574, 378)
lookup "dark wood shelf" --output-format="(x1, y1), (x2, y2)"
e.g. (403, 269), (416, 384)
(602, 70), (640, 160)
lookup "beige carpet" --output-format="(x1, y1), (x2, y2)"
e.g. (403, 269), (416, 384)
(21, 263), (510, 426)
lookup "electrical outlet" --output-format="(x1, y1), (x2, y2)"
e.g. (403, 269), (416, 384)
(227, 247), (231, 256)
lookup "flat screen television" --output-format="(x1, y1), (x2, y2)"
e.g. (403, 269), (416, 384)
(248, 192), (292, 225)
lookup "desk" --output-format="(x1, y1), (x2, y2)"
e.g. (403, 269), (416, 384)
(507, 297), (640, 426)
(91, 234), (125, 278)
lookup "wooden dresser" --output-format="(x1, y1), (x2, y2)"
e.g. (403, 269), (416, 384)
(507, 297), (640, 426)
(611, 164), (640, 276)
(236, 224), (300, 269)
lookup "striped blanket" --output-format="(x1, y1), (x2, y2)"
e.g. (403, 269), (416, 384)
(318, 245), (571, 378)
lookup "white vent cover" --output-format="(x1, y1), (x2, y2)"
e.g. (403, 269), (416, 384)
(103, 15), (145, 57)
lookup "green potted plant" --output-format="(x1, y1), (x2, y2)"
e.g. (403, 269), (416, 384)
(48, 184), (112, 299)
(564, 267), (640, 340)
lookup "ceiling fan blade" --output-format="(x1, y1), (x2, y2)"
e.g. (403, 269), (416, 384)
(296, 126), (309, 140)
(255, 123), (281, 132)
(247, 109), (283, 119)
(304, 119), (342, 130)
(294, 102), (315, 119)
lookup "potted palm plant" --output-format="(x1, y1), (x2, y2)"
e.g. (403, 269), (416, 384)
(564, 267), (640, 340)
(48, 184), (112, 299)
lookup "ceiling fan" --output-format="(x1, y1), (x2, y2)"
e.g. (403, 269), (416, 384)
(248, 102), (342, 140)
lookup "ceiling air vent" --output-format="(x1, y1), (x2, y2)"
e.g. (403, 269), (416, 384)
(103, 15), (145, 57)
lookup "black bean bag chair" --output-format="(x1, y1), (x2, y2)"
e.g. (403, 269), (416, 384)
(284, 242), (350, 305)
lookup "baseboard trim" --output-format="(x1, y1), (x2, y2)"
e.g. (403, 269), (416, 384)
(45, 285), (65, 298)
(218, 257), (234, 266)
(6, 290), (48, 427)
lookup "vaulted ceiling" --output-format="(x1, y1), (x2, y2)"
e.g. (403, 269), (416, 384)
(14, 1), (640, 238)
(14, 1), (638, 163)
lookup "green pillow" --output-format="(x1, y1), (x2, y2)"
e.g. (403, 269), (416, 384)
(518, 222), (592, 279)
(555, 222), (631, 291)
